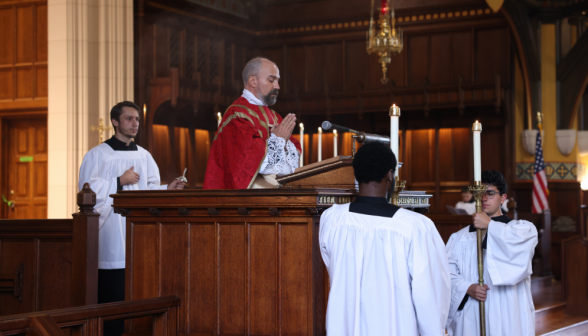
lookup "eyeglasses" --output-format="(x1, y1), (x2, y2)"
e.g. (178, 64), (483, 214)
(484, 190), (500, 199)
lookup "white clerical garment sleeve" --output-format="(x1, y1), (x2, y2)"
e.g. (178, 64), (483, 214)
(446, 233), (475, 329)
(78, 148), (119, 229)
(486, 219), (538, 285)
(259, 134), (299, 175)
(409, 216), (452, 336)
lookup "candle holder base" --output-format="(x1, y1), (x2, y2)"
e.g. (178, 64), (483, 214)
(391, 179), (407, 206)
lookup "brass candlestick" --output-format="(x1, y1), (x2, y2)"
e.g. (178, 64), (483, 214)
(391, 175), (406, 206)
(469, 181), (488, 336)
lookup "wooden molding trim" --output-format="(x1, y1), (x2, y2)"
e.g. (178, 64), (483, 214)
(260, 7), (494, 36)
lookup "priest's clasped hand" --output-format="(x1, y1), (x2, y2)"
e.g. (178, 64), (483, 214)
(472, 212), (491, 230)
(271, 113), (296, 141)
(467, 284), (490, 302)
(121, 166), (140, 185)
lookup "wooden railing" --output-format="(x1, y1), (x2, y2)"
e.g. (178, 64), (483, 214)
(0, 183), (99, 315)
(0, 296), (180, 336)
(562, 236), (588, 316)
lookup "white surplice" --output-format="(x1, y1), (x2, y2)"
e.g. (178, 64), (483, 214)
(446, 219), (538, 336)
(319, 204), (451, 336)
(78, 143), (167, 269)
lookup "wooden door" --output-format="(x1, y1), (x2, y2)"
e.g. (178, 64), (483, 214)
(3, 118), (47, 219)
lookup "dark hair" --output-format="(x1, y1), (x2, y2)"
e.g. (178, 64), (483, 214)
(110, 101), (140, 132)
(352, 142), (397, 184)
(482, 170), (507, 195)
(461, 186), (470, 193)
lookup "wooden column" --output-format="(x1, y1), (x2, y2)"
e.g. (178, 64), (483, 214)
(71, 183), (99, 307)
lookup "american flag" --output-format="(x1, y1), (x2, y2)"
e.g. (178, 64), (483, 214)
(532, 131), (549, 213)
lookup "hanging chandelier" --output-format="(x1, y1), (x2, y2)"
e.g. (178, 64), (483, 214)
(366, 0), (403, 84)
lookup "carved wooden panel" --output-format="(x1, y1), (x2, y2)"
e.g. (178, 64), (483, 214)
(0, 1), (48, 110)
(127, 218), (319, 336)
(0, 239), (36, 315)
(37, 240), (72, 311)
(0, 219), (91, 317)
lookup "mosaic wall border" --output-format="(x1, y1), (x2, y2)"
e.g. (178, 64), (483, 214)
(516, 162), (585, 181)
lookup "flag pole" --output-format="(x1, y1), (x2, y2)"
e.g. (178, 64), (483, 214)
(469, 120), (487, 336)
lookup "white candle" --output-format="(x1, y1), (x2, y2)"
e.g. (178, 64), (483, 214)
(318, 127), (322, 162)
(473, 120), (482, 181)
(389, 104), (401, 159)
(333, 130), (338, 157)
(299, 123), (304, 167)
(217, 112), (222, 127)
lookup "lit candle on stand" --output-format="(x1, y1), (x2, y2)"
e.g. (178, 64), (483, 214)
(333, 129), (338, 157)
(389, 104), (400, 159)
(299, 123), (304, 167)
(470, 120), (487, 336)
(318, 127), (322, 162)
(217, 112), (222, 127)
(473, 120), (482, 181)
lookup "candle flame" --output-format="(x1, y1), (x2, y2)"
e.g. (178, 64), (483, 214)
(300, 123), (304, 128)
(475, 120), (479, 123)
(143, 104), (146, 113)
(318, 127), (322, 132)
(333, 129), (337, 135)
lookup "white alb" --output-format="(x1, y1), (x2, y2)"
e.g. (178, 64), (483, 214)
(78, 143), (167, 269)
(319, 204), (451, 336)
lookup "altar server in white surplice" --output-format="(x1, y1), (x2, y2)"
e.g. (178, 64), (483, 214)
(446, 170), (538, 336)
(78, 101), (185, 336)
(319, 142), (451, 336)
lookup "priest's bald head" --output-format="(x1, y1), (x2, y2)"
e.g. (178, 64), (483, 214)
(242, 57), (280, 106)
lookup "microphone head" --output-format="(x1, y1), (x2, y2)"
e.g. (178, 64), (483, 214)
(322, 121), (332, 130)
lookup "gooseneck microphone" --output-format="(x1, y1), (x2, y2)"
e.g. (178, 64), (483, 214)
(322, 121), (390, 145)
(321, 121), (359, 134)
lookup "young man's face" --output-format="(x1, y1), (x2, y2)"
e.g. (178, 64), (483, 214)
(481, 184), (507, 217)
(112, 107), (140, 139)
(461, 192), (472, 202)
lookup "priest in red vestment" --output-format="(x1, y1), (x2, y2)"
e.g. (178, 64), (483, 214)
(203, 57), (301, 189)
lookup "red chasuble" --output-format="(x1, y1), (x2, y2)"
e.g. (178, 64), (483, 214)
(203, 97), (301, 189)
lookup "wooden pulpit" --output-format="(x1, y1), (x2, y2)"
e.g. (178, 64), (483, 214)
(112, 188), (353, 336)
(277, 156), (432, 212)
(277, 156), (354, 189)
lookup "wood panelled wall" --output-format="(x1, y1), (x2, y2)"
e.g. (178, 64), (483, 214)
(0, 1), (47, 112)
(260, 17), (510, 135)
